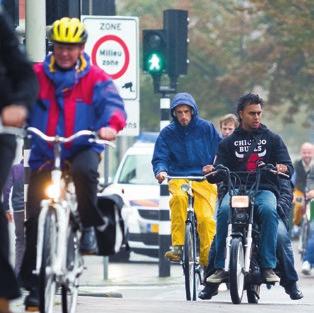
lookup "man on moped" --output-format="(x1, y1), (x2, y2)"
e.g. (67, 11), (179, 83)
(206, 93), (293, 284)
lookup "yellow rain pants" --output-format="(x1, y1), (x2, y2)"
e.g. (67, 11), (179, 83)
(168, 179), (217, 266)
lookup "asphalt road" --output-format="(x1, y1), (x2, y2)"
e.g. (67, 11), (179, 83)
(11, 242), (314, 312)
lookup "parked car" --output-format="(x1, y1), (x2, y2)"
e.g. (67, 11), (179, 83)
(100, 133), (163, 260)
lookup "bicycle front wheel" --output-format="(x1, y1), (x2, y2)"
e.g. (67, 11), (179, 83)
(229, 237), (245, 304)
(61, 227), (82, 313)
(183, 221), (197, 301)
(39, 207), (58, 313)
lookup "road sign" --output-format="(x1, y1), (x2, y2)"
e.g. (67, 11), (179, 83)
(81, 15), (139, 136)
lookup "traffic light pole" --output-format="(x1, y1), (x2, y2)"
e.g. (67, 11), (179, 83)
(158, 96), (171, 277)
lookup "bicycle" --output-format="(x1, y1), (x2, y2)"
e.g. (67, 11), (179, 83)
(166, 175), (213, 301)
(27, 127), (115, 313)
(213, 163), (289, 304)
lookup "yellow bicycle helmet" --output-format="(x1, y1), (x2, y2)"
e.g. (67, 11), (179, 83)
(48, 17), (88, 44)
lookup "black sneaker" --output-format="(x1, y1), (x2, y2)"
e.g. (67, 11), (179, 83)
(198, 283), (219, 300)
(206, 269), (228, 283)
(284, 282), (304, 300)
(80, 227), (98, 255)
(24, 287), (39, 312)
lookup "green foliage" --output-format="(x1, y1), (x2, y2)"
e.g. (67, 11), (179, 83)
(117, 0), (314, 142)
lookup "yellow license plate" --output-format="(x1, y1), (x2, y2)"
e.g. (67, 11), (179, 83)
(151, 223), (159, 233)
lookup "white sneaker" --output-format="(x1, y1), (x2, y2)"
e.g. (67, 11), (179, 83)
(301, 261), (311, 275)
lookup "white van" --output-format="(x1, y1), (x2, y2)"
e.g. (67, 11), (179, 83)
(102, 133), (162, 260)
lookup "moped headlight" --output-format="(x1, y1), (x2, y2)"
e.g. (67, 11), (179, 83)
(231, 195), (249, 208)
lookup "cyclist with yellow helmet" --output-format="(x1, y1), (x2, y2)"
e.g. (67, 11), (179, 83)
(19, 17), (126, 311)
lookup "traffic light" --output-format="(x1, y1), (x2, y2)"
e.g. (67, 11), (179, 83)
(164, 9), (188, 78)
(143, 29), (167, 75)
(46, 0), (80, 25)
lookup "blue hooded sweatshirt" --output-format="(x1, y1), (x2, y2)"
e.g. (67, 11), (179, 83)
(152, 92), (221, 176)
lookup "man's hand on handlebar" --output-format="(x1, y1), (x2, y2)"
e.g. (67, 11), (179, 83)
(156, 171), (167, 184)
(276, 163), (288, 174)
(98, 127), (117, 141)
(1, 105), (27, 127)
(202, 164), (214, 174)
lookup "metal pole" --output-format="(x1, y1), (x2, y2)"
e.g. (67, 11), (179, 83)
(102, 147), (110, 281)
(81, 0), (117, 280)
(158, 97), (171, 277)
(25, 0), (46, 62)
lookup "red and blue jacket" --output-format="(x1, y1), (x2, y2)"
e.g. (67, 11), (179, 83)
(28, 52), (126, 169)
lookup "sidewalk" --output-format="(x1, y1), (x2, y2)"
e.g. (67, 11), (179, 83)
(79, 256), (183, 296)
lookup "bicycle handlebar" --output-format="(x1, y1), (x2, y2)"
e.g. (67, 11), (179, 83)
(166, 171), (219, 181)
(27, 127), (115, 148)
(166, 175), (206, 181)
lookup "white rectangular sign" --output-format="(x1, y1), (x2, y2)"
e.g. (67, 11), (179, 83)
(81, 15), (139, 136)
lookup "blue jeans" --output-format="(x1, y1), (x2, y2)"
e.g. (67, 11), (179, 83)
(277, 219), (299, 285)
(215, 190), (278, 269)
(303, 221), (314, 265)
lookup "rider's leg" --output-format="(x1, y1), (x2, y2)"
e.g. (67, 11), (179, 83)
(198, 236), (219, 300)
(302, 221), (314, 274)
(254, 190), (279, 282)
(276, 219), (299, 284)
(193, 181), (217, 266)
(20, 169), (50, 310)
(213, 193), (229, 269)
(71, 149), (102, 254)
(276, 219), (303, 299)
(206, 194), (229, 283)
(13, 209), (25, 275)
(0, 135), (20, 303)
(165, 179), (188, 261)
(71, 149), (103, 227)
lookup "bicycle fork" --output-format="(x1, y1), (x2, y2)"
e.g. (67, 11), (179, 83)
(224, 223), (253, 273)
(34, 200), (70, 277)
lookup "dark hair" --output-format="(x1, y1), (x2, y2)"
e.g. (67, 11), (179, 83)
(237, 93), (264, 114)
(236, 93), (264, 118)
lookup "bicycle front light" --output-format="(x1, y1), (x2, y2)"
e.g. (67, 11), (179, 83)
(181, 184), (190, 193)
(46, 183), (61, 200)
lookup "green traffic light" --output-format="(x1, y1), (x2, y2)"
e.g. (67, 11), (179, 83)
(147, 53), (165, 73)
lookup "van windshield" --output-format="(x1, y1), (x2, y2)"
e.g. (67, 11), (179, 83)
(118, 154), (157, 185)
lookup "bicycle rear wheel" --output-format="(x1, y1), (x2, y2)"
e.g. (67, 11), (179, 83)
(61, 227), (82, 313)
(39, 207), (58, 313)
(229, 237), (245, 304)
(183, 221), (197, 301)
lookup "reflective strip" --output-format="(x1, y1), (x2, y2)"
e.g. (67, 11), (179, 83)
(159, 221), (171, 235)
(160, 97), (170, 109)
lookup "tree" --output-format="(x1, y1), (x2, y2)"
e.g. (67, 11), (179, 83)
(117, 0), (314, 141)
